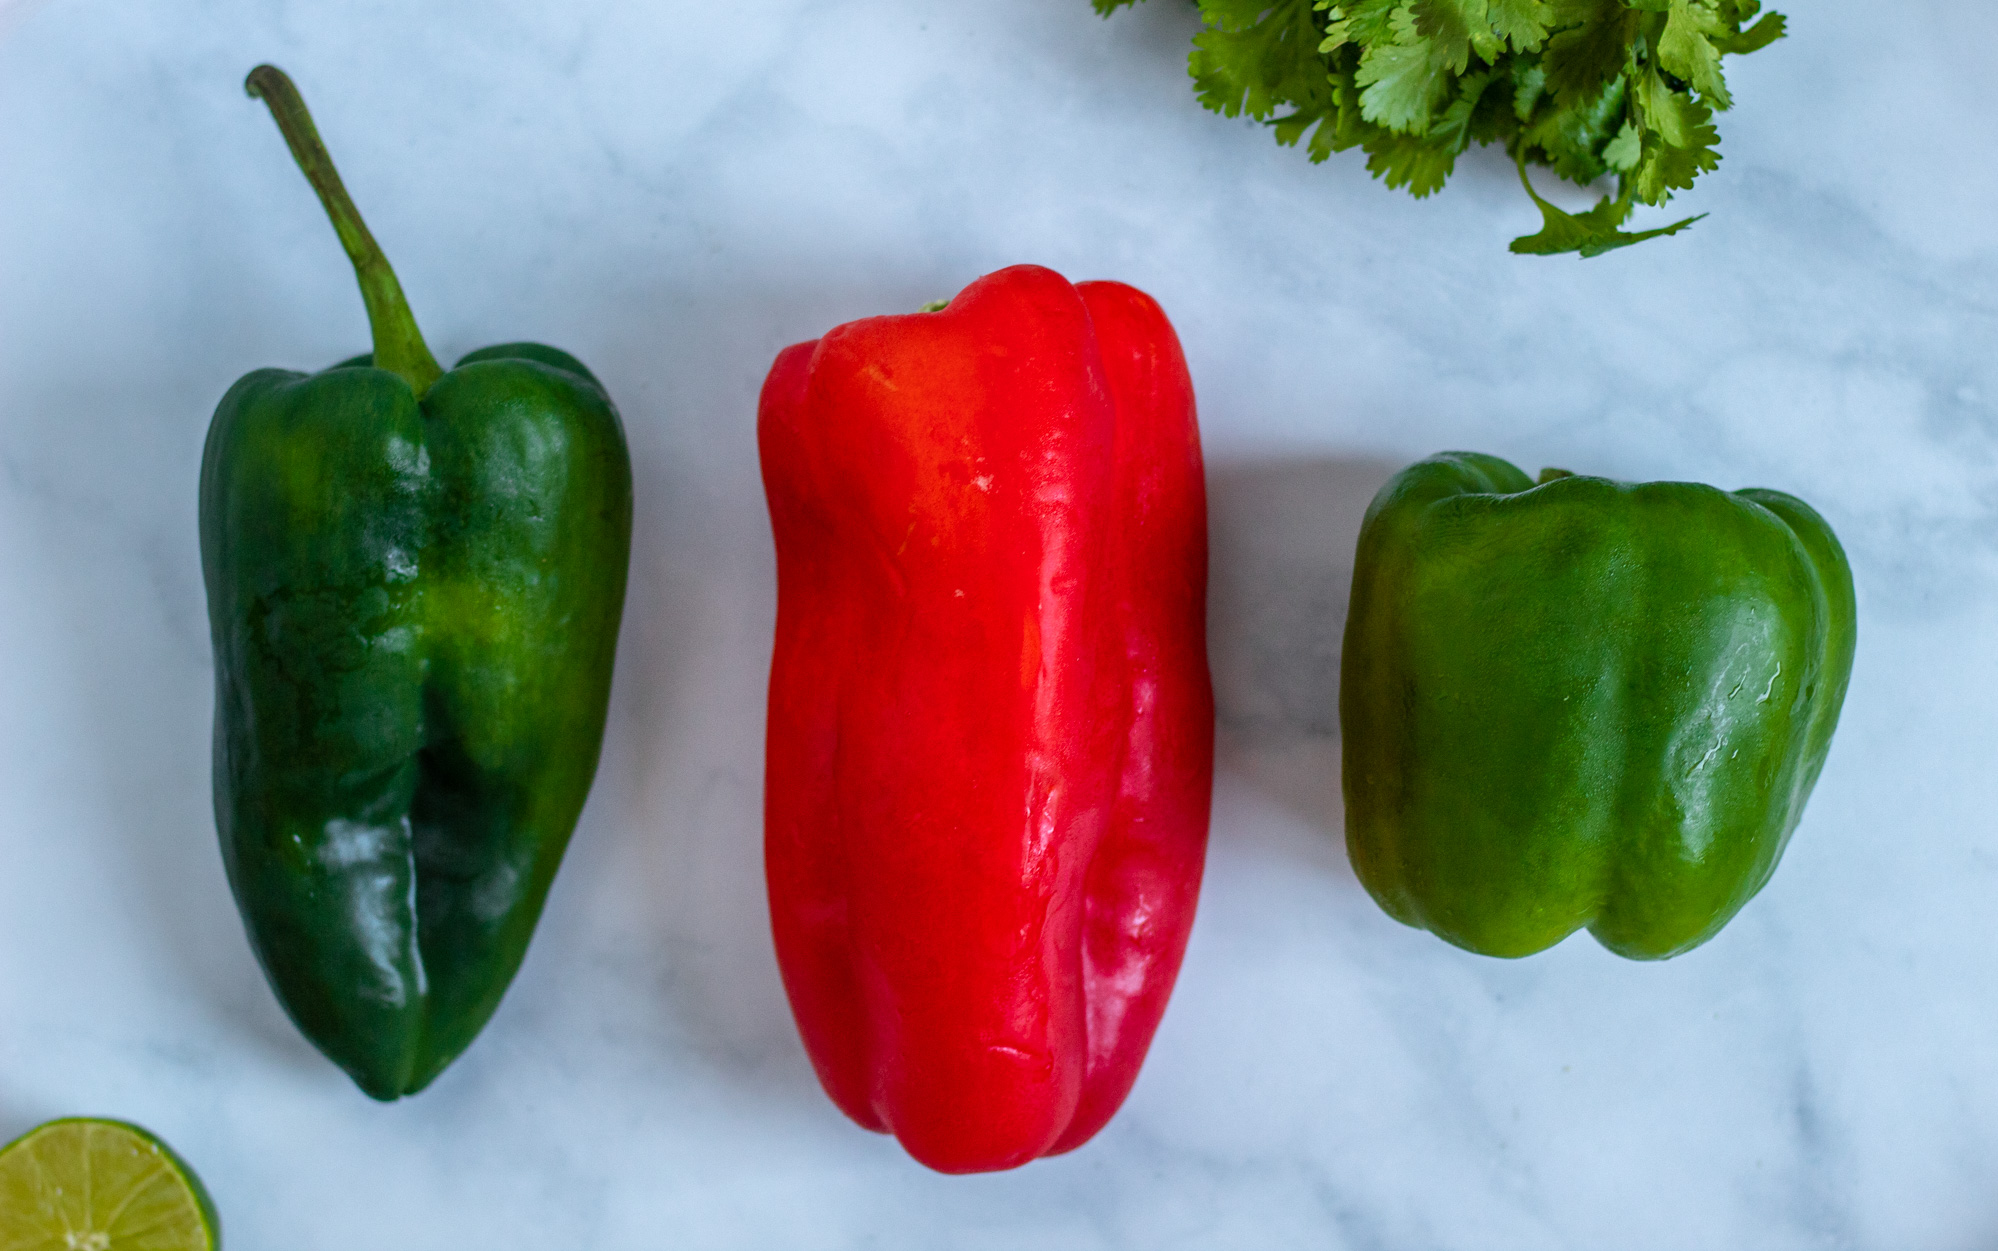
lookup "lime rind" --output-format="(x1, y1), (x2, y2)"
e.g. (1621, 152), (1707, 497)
(0, 1118), (219, 1251)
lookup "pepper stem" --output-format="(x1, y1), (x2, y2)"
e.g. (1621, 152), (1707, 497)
(246, 65), (443, 397)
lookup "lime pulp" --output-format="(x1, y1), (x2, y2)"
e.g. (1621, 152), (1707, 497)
(0, 1118), (219, 1251)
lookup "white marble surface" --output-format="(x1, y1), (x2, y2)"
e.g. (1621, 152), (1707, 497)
(2, 0), (1996, 1246)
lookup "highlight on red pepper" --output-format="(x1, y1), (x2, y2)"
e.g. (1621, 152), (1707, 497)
(758, 265), (1214, 1174)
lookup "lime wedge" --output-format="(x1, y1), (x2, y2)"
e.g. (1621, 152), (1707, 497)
(0, 1118), (219, 1250)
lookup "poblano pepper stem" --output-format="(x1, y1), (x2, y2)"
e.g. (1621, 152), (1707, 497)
(245, 65), (443, 397)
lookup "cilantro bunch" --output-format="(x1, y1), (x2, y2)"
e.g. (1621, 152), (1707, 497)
(1096, 0), (1785, 256)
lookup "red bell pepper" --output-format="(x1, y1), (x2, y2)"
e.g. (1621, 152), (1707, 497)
(758, 265), (1214, 1174)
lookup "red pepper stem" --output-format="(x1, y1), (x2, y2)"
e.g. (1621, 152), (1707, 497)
(246, 65), (444, 398)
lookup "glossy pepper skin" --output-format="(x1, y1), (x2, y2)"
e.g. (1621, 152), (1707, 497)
(200, 68), (631, 1098)
(759, 266), (1213, 1173)
(1342, 453), (1856, 960)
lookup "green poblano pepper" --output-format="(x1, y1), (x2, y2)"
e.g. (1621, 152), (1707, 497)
(200, 67), (632, 1097)
(1341, 453), (1855, 960)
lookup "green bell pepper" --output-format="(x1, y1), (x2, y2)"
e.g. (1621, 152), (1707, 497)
(1341, 453), (1855, 960)
(199, 67), (632, 1097)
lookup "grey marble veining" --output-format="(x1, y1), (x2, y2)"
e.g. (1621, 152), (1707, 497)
(2, 0), (1996, 1247)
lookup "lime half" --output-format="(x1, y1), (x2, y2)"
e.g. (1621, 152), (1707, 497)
(0, 1118), (219, 1250)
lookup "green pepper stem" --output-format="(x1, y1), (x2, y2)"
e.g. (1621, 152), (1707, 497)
(246, 65), (443, 397)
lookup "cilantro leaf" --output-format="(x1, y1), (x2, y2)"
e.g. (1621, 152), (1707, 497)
(1712, 10), (1783, 54)
(1632, 64), (1709, 146)
(1657, 0), (1729, 107)
(1357, 37), (1457, 133)
(1602, 119), (1641, 171)
(1410, 0), (1504, 71)
(1303, 63), (1377, 159)
(1522, 72), (1625, 184)
(1542, 0), (1633, 107)
(1364, 129), (1461, 196)
(1509, 159), (1702, 256)
(1189, 0), (1331, 121)
(1328, 0), (1406, 48)
(1487, 0), (1554, 50)
(1632, 117), (1720, 202)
